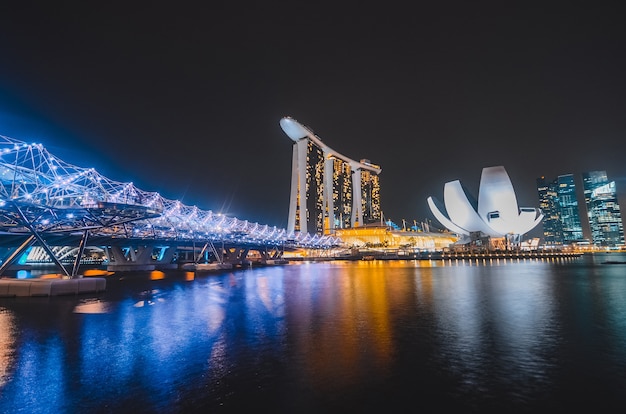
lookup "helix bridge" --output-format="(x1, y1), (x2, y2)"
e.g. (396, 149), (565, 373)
(0, 135), (342, 276)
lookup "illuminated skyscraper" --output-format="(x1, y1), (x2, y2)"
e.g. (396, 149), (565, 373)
(557, 174), (584, 243)
(280, 117), (382, 235)
(536, 176), (563, 246)
(536, 173), (584, 245)
(582, 170), (624, 248)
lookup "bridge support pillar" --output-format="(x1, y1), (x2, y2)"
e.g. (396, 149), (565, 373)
(223, 247), (250, 266)
(105, 244), (177, 272)
(256, 246), (286, 265)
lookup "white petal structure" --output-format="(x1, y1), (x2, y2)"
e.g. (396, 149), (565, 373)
(427, 166), (543, 237)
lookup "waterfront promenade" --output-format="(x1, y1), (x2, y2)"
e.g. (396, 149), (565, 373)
(290, 249), (584, 262)
(0, 248), (584, 297)
(0, 276), (106, 297)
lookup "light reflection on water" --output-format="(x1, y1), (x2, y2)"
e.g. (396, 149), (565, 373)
(1, 255), (626, 412)
(0, 309), (16, 389)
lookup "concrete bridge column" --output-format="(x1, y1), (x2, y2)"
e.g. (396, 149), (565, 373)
(106, 244), (162, 271)
(105, 245), (196, 271)
(223, 247), (250, 266)
(256, 247), (285, 264)
(158, 247), (176, 265)
(135, 245), (154, 263)
(106, 246), (128, 264)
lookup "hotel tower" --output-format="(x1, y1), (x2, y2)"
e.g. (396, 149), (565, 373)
(279, 117), (382, 235)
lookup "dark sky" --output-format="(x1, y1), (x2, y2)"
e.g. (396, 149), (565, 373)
(1, 2), (625, 238)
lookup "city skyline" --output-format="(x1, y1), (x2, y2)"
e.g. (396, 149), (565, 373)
(1, 3), (625, 233)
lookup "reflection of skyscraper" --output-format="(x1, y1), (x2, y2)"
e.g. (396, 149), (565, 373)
(280, 117), (382, 235)
(582, 170), (624, 248)
(536, 176), (563, 246)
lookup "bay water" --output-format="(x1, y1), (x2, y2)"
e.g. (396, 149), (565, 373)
(1, 253), (626, 413)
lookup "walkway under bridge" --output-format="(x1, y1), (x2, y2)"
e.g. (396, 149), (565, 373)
(0, 135), (341, 277)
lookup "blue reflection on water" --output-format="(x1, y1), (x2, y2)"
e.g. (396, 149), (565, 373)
(0, 256), (626, 412)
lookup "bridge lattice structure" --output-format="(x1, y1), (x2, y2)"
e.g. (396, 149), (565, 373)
(0, 135), (342, 275)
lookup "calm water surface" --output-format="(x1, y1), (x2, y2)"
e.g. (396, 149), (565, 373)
(1, 254), (626, 413)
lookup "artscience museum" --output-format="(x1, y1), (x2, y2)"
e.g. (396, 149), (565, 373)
(427, 166), (543, 247)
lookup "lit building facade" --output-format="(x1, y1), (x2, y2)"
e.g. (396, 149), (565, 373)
(280, 117), (382, 235)
(536, 176), (563, 246)
(557, 174), (584, 243)
(536, 173), (585, 246)
(359, 162), (381, 225)
(582, 170), (624, 248)
(334, 226), (458, 251)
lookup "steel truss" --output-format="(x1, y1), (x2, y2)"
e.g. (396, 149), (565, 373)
(0, 135), (341, 276)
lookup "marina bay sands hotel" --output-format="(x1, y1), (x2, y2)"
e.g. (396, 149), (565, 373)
(280, 117), (382, 235)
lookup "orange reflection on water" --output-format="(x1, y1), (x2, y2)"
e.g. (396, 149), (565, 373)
(73, 299), (112, 314)
(0, 309), (16, 388)
(415, 259), (437, 268)
(293, 262), (399, 391)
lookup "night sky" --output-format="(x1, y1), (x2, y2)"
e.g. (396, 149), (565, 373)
(1, 2), (625, 238)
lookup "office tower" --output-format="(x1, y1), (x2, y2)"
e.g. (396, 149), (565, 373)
(557, 174), (584, 243)
(582, 170), (624, 248)
(537, 174), (584, 245)
(536, 176), (563, 246)
(280, 117), (382, 235)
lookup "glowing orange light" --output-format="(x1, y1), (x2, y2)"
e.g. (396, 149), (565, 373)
(150, 271), (165, 280)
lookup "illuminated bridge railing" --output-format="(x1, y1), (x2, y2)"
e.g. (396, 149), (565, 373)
(0, 135), (341, 248)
